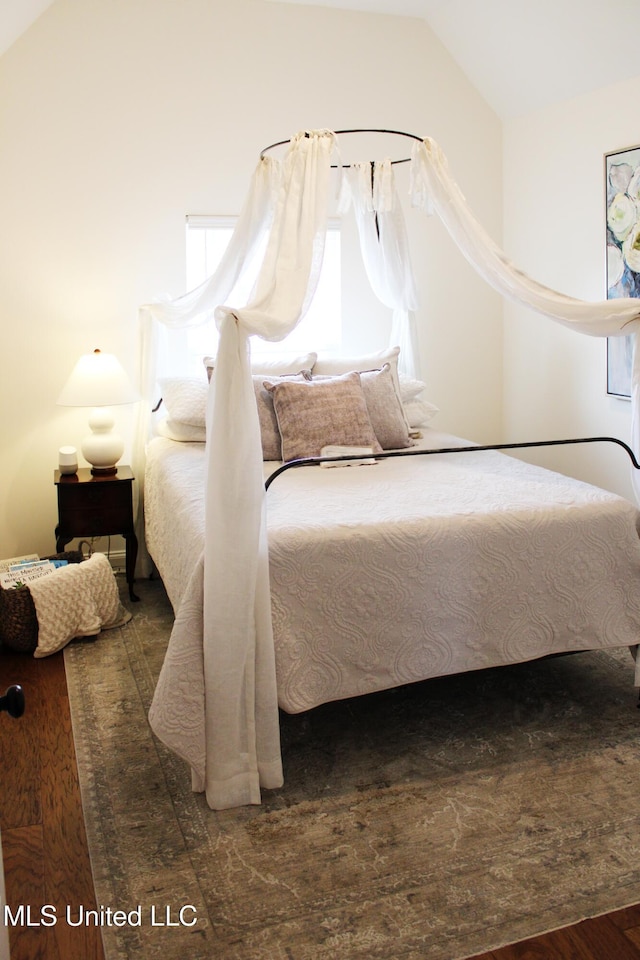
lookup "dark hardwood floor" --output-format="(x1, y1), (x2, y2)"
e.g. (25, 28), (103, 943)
(0, 647), (104, 960)
(2, 646), (640, 960)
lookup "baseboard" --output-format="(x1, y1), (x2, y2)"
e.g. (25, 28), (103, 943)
(105, 549), (127, 573)
(60, 539), (127, 573)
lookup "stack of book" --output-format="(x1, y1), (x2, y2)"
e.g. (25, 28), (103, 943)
(0, 555), (69, 590)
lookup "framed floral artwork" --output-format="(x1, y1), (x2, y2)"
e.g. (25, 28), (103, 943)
(605, 144), (640, 398)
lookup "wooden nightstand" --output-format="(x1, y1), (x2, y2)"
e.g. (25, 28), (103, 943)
(54, 465), (139, 601)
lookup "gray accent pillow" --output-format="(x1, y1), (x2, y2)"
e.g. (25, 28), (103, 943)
(311, 363), (412, 449)
(254, 371), (312, 460)
(359, 364), (412, 449)
(264, 372), (383, 462)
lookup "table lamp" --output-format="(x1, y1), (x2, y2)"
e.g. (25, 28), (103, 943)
(57, 348), (139, 475)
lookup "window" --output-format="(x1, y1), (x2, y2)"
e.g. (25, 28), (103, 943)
(185, 215), (342, 370)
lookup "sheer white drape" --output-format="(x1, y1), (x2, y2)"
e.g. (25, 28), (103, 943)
(147, 130), (336, 809)
(132, 154), (281, 575)
(411, 139), (640, 334)
(345, 160), (420, 377)
(410, 137), (640, 499)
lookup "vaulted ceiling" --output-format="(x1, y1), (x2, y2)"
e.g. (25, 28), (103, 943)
(3, 1), (640, 120)
(271, 0), (640, 119)
(0, 0), (54, 59)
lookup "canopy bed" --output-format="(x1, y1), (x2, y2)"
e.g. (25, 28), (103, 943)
(139, 129), (640, 810)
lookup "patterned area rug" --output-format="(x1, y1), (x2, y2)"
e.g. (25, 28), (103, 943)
(64, 576), (640, 960)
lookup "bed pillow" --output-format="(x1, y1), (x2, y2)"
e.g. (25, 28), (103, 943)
(396, 374), (440, 427)
(203, 352), (318, 381)
(252, 353), (317, 375)
(313, 346), (401, 386)
(155, 417), (207, 442)
(158, 377), (209, 428)
(404, 397), (440, 427)
(360, 364), (413, 449)
(312, 364), (412, 449)
(398, 373), (428, 403)
(265, 372), (383, 462)
(254, 371), (312, 460)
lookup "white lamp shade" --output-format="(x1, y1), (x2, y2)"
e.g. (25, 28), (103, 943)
(57, 349), (139, 407)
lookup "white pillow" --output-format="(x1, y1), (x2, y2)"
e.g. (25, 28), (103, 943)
(203, 352), (318, 380)
(403, 397), (440, 427)
(398, 373), (429, 403)
(313, 345), (400, 383)
(251, 352), (318, 374)
(158, 377), (209, 427)
(155, 417), (206, 442)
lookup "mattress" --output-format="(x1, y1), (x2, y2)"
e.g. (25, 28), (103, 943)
(144, 431), (640, 713)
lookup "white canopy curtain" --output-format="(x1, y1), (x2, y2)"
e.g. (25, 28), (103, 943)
(143, 128), (640, 811)
(343, 158), (420, 377)
(147, 130), (336, 809)
(409, 137), (640, 499)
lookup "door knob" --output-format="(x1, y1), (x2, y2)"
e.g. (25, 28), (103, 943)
(0, 685), (24, 718)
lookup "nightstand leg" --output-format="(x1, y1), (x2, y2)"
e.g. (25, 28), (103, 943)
(55, 525), (69, 554)
(124, 533), (139, 602)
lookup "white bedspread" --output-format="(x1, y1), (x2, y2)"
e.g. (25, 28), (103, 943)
(145, 431), (640, 714)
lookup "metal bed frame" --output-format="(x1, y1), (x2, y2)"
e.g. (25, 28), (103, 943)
(265, 436), (640, 490)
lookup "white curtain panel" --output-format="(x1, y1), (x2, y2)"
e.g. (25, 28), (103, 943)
(132, 154), (282, 575)
(345, 160), (421, 377)
(411, 138), (640, 334)
(148, 130), (335, 809)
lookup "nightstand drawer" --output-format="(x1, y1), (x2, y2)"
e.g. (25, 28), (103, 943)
(57, 483), (133, 534)
(57, 502), (133, 536)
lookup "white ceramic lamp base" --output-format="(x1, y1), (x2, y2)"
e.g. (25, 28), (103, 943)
(81, 407), (124, 475)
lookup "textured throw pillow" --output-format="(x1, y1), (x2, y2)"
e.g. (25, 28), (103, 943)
(158, 377), (209, 427)
(358, 365), (412, 449)
(313, 364), (412, 449)
(31, 553), (130, 658)
(254, 371), (312, 460)
(265, 372), (383, 462)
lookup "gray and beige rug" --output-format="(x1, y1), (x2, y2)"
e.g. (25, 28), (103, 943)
(64, 576), (640, 960)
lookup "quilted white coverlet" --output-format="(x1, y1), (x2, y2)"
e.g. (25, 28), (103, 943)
(144, 432), (640, 713)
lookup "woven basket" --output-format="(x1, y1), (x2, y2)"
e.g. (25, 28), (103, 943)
(0, 552), (84, 654)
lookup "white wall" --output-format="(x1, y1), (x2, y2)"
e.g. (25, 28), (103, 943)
(0, 0), (502, 561)
(503, 76), (640, 500)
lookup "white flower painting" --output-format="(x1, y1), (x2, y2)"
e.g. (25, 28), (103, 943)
(606, 144), (640, 398)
